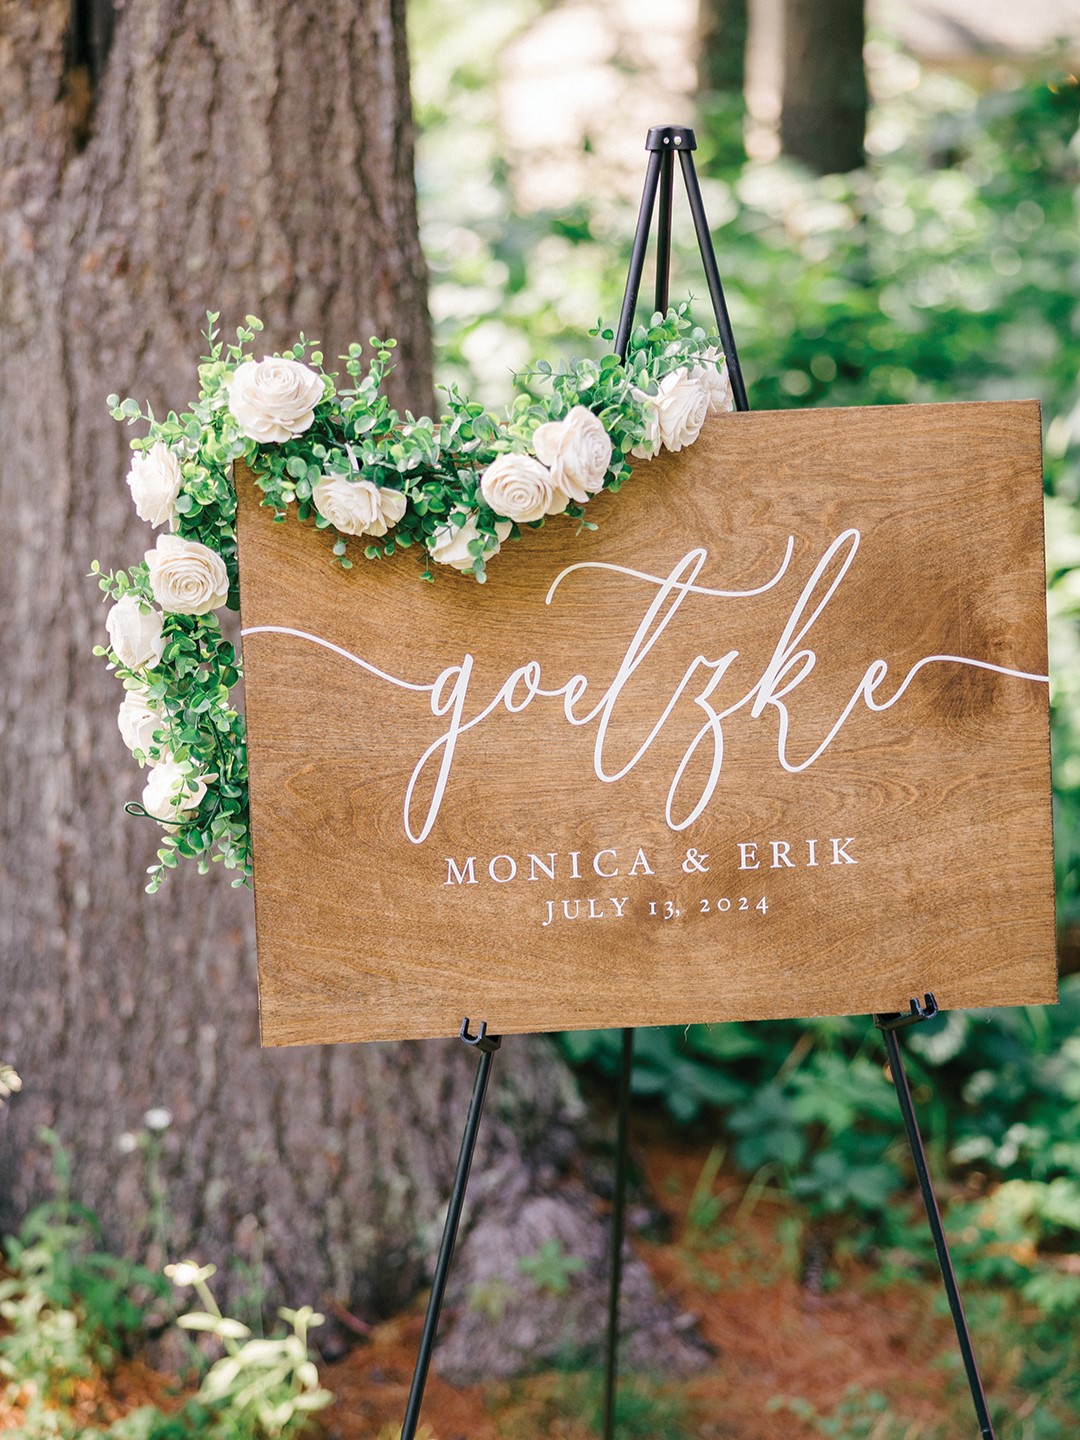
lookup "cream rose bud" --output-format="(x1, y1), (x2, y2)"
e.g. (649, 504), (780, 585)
(629, 388), (661, 461)
(106, 595), (166, 670)
(697, 347), (734, 415)
(118, 689), (166, 760)
(226, 357), (324, 444)
(479, 453), (558, 523)
(126, 441), (183, 528)
(655, 367), (711, 452)
(311, 476), (407, 537)
(531, 406), (613, 504)
(142, 759), (208, 823)
(145, 535), (230, 615)
(428, 509), (512, 572)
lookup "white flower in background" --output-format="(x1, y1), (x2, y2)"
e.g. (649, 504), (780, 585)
(145, 534), (229, 615)
(226, 357), (324, 443)
(531, 406), (612, 504)
(118, 689), (167, 760)
(479, 453), (561, 523)
(696, 347), (734, 415)
(0, 1063), (21, 1107)
(142, 759), (208, 822)
(143, 1106), (173, 1132)
(428, 509), (512, 573)
(106, 595), (166, 670)
(126, 441), (183, 528)
(165, 1260), (216, 1287)
(629, 388), (661, 460)
(655, 366), (711, 452)
(311, 475), (407, 536)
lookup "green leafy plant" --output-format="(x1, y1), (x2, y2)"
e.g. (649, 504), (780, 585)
(0, 1135), (331, 1440)
(517, 1239), (587, 1295)
(160, 1261), (332, 1440)
(582, 1372), (694, 1439)
(767, 1385), (940, 1438)
(0, 1131), (168, 1433)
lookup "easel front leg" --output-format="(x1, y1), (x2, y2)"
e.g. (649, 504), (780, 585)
(400, 1019), (501, 1440)
(875, 997), (997, 1440)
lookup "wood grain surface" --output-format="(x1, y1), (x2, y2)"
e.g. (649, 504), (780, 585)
(235, 401), (1056, 1046)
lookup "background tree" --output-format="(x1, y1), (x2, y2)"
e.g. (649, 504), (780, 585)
(695, 0), (750, 165)
(779, 0), (867, 173)
(0, 0), (699, 1377)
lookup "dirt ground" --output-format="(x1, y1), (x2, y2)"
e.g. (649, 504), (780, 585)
(312, 1119), (966, 1440)
(2, 1116), (1014, 1438)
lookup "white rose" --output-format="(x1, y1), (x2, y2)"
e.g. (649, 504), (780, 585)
(126, 441), (183, 529)
(106, 595), (166, 670)
(226, 357), (324, 444)
(311, 476), (408, 537)
(142, 759), (208, 823)
(479, 454), (560, 523)
(697, 347), (734, 415)
(428, 509), (512, 573)
(655, 367), (711, 452)
(118, 689), (167, 761)
(629, 388), (661, 461)
(145, 535), (230, 615)
(531, 406), (613, 504)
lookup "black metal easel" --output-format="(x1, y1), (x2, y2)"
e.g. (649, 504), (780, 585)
(602, 124), (997, 1440)
(400, 124), (998, 1440)
(400, 1019), (500, 1440)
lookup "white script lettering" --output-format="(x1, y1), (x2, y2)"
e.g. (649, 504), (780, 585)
(244, 533), (1049, 844)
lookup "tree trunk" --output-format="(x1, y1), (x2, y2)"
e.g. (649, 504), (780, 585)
(695, 0), (750, 166)
(779, 0), (867, 174)
(0, 0), (703, 1379)
(696, 0), (749, 96)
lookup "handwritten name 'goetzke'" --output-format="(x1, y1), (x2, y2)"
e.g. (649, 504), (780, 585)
(244, 529), (1048, 843)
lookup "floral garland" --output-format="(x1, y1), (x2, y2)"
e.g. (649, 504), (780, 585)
(92, 304), (734, 891)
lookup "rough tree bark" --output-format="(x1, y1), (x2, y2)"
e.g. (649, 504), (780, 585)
(779, 0), (867, 174)
(0, 0), (704, 1378)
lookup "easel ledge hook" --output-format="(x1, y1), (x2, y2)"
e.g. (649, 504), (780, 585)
(460, 1018), (502, 1052)
(874, 993), (939, 1031)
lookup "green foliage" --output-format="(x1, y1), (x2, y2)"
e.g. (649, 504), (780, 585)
(0, 1142), (330, 1440)
(561, 1018), (909, 1232)
(768, 1385), (938, 1438)
(564, 980), (1080, 1244)
(517, 1239), (587, 1295)
(158, 1260), (331, 1440)
(682, 1145), (732, 1244)
(583, 1374), (692, 1439)
(0, 1132), (169, 1433)
(521, 1370), (693, 1440)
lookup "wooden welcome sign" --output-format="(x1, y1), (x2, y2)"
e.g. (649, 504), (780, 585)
(236, 401), (1056, 1046)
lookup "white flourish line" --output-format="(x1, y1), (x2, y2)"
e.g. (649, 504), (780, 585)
(545, 536), (797, 606)
(240, 626), (435, 693)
